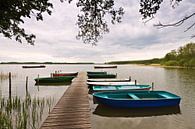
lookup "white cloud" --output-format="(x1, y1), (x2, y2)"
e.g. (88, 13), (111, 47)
(0, 0), (194, 63)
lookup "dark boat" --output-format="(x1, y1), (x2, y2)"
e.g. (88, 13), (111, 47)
(93, 91), (181, 108)
(22, 65), (46, 68)
(87, 73), (117, 79)
(34, 76), (75, 84)
(94, 65), (117, 69)
(52, 72), (78, 77)
(87, 71), (107, 74)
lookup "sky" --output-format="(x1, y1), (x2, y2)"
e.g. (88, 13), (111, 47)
(0, 0), (194, 63)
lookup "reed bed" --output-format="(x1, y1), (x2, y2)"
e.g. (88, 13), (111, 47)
(0, 94), (54, 129)
(0, 72), (16, 81)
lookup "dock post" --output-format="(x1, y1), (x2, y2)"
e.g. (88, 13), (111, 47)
(37, 74), (40, 91)
(135, 80), (137, 85)
(152, 82), (154, 91)
(129, 76), (131, 81)
(8, 72), (11, 99)
(26, 76), (28, 95)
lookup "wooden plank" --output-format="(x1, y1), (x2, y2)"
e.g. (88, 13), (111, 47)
(40, 72), (91, 129)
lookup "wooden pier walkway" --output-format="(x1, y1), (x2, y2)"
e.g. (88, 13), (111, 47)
(40, 72), (91, 129)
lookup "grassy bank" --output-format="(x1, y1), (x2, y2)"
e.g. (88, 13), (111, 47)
(107, 42), (195, 68)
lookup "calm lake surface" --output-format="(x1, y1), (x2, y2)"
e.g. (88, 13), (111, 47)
(0, 64), (195, 129)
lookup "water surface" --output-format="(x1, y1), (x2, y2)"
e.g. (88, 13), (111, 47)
(0, 64), (195, 129)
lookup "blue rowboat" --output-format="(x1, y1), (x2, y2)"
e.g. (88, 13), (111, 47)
(93, 91), (181, 108)
(92, 85), (151, 92)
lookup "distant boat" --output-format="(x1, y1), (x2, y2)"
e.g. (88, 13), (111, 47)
(93, 91), (181, 108)
(87, 73), (116, 79)
(87, 78), (131, 82)
(52, 72), (78, 77)
(34, 76), (75, 84)
(94, 65), (117, 69)
(92, 85), (151, 92)
(87, 81), (136, 86)
(22, 65), (46, 68)
(87, 71), (107, 74)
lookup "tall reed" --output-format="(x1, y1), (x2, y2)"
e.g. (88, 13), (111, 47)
(0, 94), (54, 129)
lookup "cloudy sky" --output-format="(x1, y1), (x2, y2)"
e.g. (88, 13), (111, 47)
(0, 0), (194, 63)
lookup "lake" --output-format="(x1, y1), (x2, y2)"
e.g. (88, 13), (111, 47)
(0, 64), (195, 129)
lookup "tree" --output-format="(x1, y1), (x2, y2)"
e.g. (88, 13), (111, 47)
(73, 0), (124, 45)
(139, 0), (195, 38)
(0, 0), (194, 44)
(0, 0), (124, 45)
(0, 0), (53, 45)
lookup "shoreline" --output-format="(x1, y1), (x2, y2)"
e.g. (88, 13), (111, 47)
(126, 63), (195, 69)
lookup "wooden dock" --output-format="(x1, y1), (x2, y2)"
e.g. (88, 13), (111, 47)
(40, 72), (91, 129)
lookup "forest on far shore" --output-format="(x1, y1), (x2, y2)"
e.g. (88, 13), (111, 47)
(108, 42), (195, 68)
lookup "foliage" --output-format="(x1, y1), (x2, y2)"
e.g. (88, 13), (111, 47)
(0, 0), (53, 45)
(108, 42), (195, 68)
(139, 0), (183, 20)
(0, 0), (193, 44)
(163, 60), (179, 66)
(139, 0), (194, 37)
(107, 58), (162, 65)
(162, 42), (195, 67)
(65, 0), (124, 45)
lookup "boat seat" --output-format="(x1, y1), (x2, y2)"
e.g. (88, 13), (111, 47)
(128, 93), (140, 100)
(159, 93), (171, 98)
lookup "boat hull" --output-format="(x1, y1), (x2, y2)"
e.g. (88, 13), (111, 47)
(87, 74), (116, 79)
(22, 65), (46, 68)
(92, 85), (151, 92)
(87, 71), (107, 74)
(52, 72), (78, 77)
(34, 76), (75, 84)
(94, 65), (117, 69)
(87, 78), (130, 82)
(87, 81), (136, 86)
(93, 91), (181, 108)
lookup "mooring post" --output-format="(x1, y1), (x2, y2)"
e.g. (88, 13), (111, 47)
(37, 74), (40, 91)
(129, 76), (131, 81)
(135, 80), (137, 85)
(37, 74), (39, 84)
(8, 72), (11, 99)
(26, 76), (28, 95)
(152, 82), (154, 91)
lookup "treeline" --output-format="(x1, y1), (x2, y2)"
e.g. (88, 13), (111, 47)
(108, 42), (195, 68)
(107, 58), (162, 65)
(161, 42), (195, 67)
(0, 62), (94, 64)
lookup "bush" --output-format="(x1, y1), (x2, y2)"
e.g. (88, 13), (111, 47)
(164, 60), (179, 66)
(188, 58), (195, 67)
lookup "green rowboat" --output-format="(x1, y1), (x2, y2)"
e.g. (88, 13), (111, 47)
(34, 76), (75, 84)
(87, 73), (116, 79)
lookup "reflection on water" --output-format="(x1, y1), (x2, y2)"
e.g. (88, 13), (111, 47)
(0, 64), (195, 129)
(93, 105), (181, 117)
(90, 65), (195, 129)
